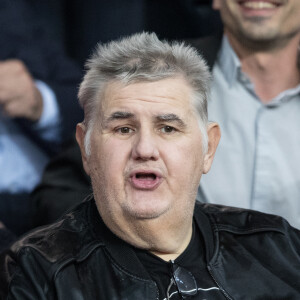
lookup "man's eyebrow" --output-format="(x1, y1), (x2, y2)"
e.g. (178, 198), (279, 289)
(106, 111), (135, 122)
(155, 113), (186, 127)
(102, 111), (135, 128)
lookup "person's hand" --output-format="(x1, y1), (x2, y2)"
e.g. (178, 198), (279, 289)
(0, 59), (43, 122)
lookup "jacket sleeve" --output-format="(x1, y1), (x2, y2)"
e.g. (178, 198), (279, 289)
(0, 248), (50, 300)
(31, 38), (84, 145)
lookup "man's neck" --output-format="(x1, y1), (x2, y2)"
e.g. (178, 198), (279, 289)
(226, 32), (300, 103)
(103, 210), (194, 262)
(149, 223), (193, 261)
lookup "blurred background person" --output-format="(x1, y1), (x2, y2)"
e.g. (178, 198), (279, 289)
(193, 0), (300, 228)
(0, 0), (83, 236)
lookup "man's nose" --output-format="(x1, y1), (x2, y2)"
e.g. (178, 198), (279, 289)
(131, 129), (159, 161)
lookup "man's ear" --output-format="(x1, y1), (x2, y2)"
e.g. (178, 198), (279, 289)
(76, 123), (91, 176)
(203, 122), (221, 174)
(212, 0), (221, 10)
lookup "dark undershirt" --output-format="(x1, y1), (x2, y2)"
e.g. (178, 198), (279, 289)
(134, 222), (226, 299)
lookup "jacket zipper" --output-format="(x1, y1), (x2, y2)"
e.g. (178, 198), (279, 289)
(207, 265), (233, 300)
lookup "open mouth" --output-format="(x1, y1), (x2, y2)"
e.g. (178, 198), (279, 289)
(135, 173), (157, 180)
(130, 171), (162, 190)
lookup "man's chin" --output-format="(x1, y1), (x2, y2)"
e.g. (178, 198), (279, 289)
(239, 19), (283, 39)
(124, 188), (171, 218)
(124, 202), (170, 220)
(131, 211), (165, 220)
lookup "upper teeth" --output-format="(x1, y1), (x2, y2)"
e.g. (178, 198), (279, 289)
(243, 2), (276, 9)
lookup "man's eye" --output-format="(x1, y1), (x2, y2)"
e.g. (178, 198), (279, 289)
(116, 127), (133, 134)
(161, 126), (176, 133)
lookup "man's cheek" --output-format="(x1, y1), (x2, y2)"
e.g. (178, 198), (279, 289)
(103, 153), (125, 180)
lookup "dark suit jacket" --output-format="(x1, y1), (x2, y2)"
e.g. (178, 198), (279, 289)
(31, 138), (91, 226)
(29, 0), (222, 67)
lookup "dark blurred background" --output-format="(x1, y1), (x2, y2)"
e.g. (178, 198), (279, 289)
(29, 0), (222, 66)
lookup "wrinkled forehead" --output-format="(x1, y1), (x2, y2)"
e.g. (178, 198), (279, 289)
(98, 77), (197, 118)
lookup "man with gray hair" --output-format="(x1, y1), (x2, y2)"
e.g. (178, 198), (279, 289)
(1, 33), (299, 299)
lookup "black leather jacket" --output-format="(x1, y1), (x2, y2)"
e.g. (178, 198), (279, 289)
(0, 198), (299, 299)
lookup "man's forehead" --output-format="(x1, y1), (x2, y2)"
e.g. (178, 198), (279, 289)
(100, 77), (194, 115)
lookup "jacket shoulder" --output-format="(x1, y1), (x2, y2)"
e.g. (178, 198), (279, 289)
(10, 199), (101, 264)
(195, 202), (296, 234)
(0, 199), (103, 298)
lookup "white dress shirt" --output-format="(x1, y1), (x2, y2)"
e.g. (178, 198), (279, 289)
(198, 36), (300, 229)
(0, 80), (60, 193)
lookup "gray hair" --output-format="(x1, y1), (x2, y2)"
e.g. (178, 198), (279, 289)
(78, 32), (211, 155)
